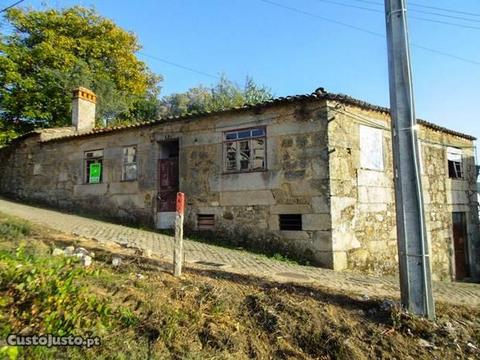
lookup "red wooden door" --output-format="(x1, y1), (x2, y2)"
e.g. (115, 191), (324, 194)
(157, 159), (179, 212)
(452, 212), (470, 280)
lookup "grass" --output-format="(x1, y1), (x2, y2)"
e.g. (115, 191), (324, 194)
(0, 212), (479, 359)
(0, 217), (31, 241)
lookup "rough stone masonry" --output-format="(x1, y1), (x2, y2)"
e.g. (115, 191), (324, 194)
(0, 87), (478, 281)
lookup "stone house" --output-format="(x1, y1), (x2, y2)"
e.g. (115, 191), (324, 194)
(0, 87), (478, 281)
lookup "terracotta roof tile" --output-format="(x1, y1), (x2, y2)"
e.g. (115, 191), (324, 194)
(22, 88), (474, 143)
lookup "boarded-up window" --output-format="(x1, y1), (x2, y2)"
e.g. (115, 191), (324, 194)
(122, 146), (137, 181)
(360, 125), (384, 170)
(224, 127), (266, 172)
(447, 147), (463, 179)
(84, 149), (103, 184)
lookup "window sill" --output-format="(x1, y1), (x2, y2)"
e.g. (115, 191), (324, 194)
(83, 182), (103, 185)
(121, 179), (138, 183)
(359, 167), (385, 172)
(222, 169), (268, 175)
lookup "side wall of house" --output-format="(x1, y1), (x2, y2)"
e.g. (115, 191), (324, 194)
(0, 101), (333, 266)
(327, 101), (480, 280)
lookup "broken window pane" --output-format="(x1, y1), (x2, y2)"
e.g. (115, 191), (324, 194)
(239, 141), (250, 170)
(122, 146), (138, 181)
(123, 146), (137, 164)
(447, 147), (463, 179)
(123, 164), (138, 181)
(252, 138), (265, 170)
(223, 128), (266, 172)
(226, 142), (237, 171)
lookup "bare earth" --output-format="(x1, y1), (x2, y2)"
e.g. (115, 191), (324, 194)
(0, 197), (479, 307)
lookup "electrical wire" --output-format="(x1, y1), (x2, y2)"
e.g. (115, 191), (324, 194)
(259, 0), (480, 66)
(346, 0), (480, 18)
(138, 52), (220, 80)
(310, 0), (480, 31)
(0, 0), (25, 13)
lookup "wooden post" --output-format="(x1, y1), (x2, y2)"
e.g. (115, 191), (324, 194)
(173, 192), (185, 277)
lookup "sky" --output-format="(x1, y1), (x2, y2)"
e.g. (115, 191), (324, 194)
(2, 0), (480, 139)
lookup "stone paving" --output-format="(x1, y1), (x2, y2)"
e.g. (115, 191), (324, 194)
(1, 197), (479, 307)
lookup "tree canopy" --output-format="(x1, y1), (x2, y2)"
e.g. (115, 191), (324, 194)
(158, 75), (273, 118)
(0, 6), (161, 141)
(0, 6), (273, 145)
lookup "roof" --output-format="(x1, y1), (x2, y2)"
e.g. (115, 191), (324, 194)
(17, 88), (477, 143)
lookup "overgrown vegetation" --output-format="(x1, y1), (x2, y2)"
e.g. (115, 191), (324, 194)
(0, 213), (479, 359)
(0, 218), (31, 240)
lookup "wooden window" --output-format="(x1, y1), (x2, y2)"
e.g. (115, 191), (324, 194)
(360, 125), (384, 171)
(224, 127), (266, 173)
(279, 214), (302, 231)
(84, 149), (103, 184)
(447, 147), (463, 179)
(197, 214), (215, 230)
(122, 146), (137, 181)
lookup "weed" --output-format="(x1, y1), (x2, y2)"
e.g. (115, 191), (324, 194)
(0, 219), (31, 241)
(119, 307), (139, 327)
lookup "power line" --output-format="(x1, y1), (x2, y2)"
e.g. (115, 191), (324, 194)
(260, 0), (385, 38)
(259, 0), (480, 65)
(409, 2), (480, 18)
(344, 0), (480, 23)
(0, 0), (25, 13)
(310, 0), (480, 31)
(138, 52), (220, 80)
(346, 0), (480, 18)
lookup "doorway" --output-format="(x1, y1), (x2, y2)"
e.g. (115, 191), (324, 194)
(452, 212), (470, 280)
(156, 140), (179, 229)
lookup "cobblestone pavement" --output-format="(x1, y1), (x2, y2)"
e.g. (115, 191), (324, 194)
(1, 197), (479, 307)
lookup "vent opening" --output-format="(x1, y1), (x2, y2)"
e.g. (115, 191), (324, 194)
(279, 214), (302, 231)
(197, 214), (215, 231)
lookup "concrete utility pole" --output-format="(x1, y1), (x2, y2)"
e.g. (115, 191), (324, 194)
(173, 192), (185, 277)
(384, 0), (435, 319)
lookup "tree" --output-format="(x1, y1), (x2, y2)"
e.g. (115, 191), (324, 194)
(159, 75), (272, 117)
(0, 6), (161, 143)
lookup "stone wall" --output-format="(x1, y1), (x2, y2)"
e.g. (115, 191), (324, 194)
(0, 100), (333, 266)
(327, 100), (480, 280)
(1, 97), (477, 278)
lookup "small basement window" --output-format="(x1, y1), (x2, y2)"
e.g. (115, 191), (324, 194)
(84, 149), (103, 184)
(279, 214), (302, 231)
(197, 214), (215, 231)
(447, 147), (463, 179)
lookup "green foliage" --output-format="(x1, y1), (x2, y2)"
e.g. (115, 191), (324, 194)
(0, 219), (31, 241)
(0, 246), (114, 338)
(118, 307), (139, 327)
(0, 6), (161, 144)
(0, 345), (19, 360)
(159, 75), (273, 117)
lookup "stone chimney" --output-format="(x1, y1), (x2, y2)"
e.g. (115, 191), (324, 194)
(72, 87), (96, 131)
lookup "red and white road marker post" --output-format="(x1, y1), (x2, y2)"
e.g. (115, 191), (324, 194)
(173, 192), (185, 277)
